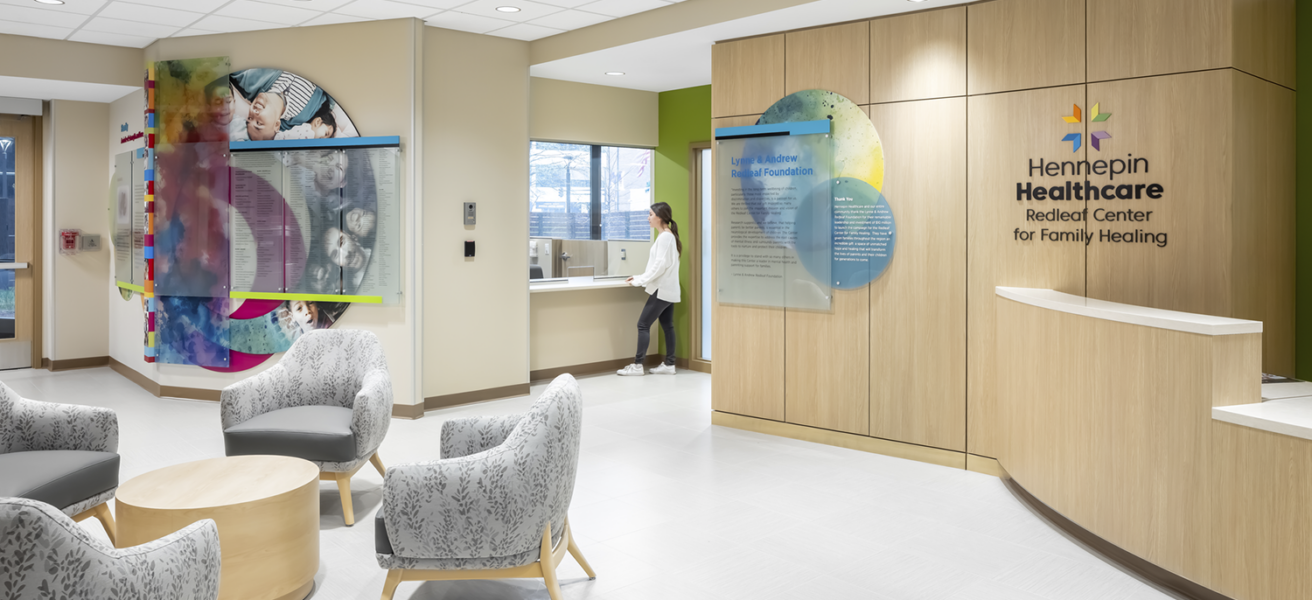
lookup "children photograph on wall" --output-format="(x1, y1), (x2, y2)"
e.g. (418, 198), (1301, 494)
(228, 68), (360, 142)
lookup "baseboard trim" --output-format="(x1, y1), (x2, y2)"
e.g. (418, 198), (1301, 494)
(108, 358), (222, 402)
(49, 356), (110, 371)
(965, 454), (1006, 478)
(391, 402), (425, 420)
(530, 355), (692, 383)
(711, 411), (966, 469)
(1001, 473), (1234, 600)
(423, 383), (531, 412)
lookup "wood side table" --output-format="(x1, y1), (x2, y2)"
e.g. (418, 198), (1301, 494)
(116, 456), (320, 600)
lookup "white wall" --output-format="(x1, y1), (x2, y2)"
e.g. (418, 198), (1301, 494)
(530, 77), (658, 148)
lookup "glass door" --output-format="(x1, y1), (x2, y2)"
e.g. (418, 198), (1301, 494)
(0, 115), (36, 369)
(691, 143), (712, 364)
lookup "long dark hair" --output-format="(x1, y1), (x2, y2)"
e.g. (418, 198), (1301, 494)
(651, 202), (682, 254)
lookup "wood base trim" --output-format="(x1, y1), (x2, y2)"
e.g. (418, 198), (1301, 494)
(530, 355), (697, 383)
(965, 454), (1006, 478)
(712, 411), (966, 469)
(391, 402), (424, 419)
(423, 383), (531, 412)
(1001, 473), (1235, 600)
(108, 358), (222, 401)
(48, 356), (110, 371)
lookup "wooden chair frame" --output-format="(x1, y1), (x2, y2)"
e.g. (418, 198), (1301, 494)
(380, 517), (595, 600)
(321, 452), (386, 526)
(72, 501), (117, 546)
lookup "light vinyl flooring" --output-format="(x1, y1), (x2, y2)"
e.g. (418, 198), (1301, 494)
(1, 367), (1176, 600)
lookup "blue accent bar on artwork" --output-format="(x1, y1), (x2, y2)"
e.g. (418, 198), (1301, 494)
(144, 246), (154, 259)
(714, 120), (830, 139)
(147, 113), (154, 128)
(229, 135), (402, 151)
(147, 298), (155, 312)
(144, 346), (156, 358)
(144, 169), (154, 181)
(136, 148), (145, 159)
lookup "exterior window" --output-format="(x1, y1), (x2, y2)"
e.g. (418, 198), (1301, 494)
(530, 141), (652, 241)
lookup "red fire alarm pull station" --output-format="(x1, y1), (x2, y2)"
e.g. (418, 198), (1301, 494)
(59, 229), (80, 255)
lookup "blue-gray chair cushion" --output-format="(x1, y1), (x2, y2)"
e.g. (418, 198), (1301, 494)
(376, 513), (393, 555)
(0, 450), (119, 511)
(223, 405), (356, 463)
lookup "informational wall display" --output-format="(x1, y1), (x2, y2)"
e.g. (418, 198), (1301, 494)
(111, 151), (134, 288)
(715, 122), (834, 310)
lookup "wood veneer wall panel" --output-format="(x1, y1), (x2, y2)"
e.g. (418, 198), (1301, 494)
(966, 86), (1087, 458)
(868, 97), (966, 451)
(1086, 0), (1230, 82)
(711, 115), (786, 421)
(1232, 71), (1295, 375)
(966, 0), (1085, 95)
(869, 7), (966, 104)
(785, 21), (869, 104)
(1085, 71), (1234, 321)
(1211, 421), (1312, 600)
(785, 286), (869, 435)
(1232, 0), (1296, 89)
(712, 35), (785, 118)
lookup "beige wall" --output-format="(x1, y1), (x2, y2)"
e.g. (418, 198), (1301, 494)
(530, 77), (658, 147)
(423, 27), (530, 399)
(49, 100), (110, 360)
(106, 90), (144, 369)
(529, 288), (656, 371)
(0, 34), (142, 87)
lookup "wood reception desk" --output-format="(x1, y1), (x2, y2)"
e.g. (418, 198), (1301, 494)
(995, 287), (1308, 600)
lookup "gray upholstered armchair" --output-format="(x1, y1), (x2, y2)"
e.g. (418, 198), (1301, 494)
(375, 373), (595, 600)
(0, 497), (221, 599)
(221, 328), (392, 526)
(0, 382), (120, 544)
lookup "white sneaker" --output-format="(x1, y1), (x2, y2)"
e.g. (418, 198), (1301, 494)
(617, 363), (645, 376)
(650, 363), (676, 375)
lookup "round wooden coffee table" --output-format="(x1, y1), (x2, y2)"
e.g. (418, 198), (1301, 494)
(116, 456), (320, 600)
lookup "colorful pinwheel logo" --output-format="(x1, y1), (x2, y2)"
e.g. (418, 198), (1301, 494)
(1060, 103), (1112, 152)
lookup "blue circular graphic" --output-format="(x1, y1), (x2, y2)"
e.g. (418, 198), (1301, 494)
(796, 177), (897, 290)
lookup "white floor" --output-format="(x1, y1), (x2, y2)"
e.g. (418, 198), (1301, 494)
(1, 367), (1177, 600)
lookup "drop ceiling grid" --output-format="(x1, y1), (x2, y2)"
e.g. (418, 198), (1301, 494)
(0, 0), (675, 46)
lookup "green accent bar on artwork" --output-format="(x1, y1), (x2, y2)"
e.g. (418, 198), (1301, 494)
(116, 281), (145, 293)
(229, 291), (384, 304)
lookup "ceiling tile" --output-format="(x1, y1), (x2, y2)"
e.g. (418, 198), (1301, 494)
(68, 29), (156, 48)
(124, 0), (230, 12)
(334, 0), (441, 19)
(528, 8), (610, 30)
(96, 2), (206, 28)
(390, 0), (467, 9)
(81, 16), (180, 37)
(252, 0), (356, 11)
(0, 4), (90, 28)
(532, 0), (595, 8)
(190, 14), (287, 33)
(486, 21), (560, 41)
(451, 0), (563, 23)
(0, 0), (104, 16)
(172, 27), (222, 37)
(424, 11), (513, 34)
(576, 0), (668, 18)
(302, 12), (374, 26)
(216, 0), (321, 26)
(0, 19), (72, 40)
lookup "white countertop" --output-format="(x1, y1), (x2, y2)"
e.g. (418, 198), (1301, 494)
(1214, 398), (1312, 442)
(996, 287), (1262, 336)
(530, 277), (639, 294)
(1262, 381), (1312, 401)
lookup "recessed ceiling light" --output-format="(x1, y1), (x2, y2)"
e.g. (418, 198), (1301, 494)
(605, 72), (624, 76)
(34, 0), (65, 5)
(496, 6), (521, 12)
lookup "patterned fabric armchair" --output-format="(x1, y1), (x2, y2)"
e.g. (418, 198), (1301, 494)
(0, 382), (120, 544)
(0, 497), (221, 600)
(375, 373), (595, 600)
(221, 329), (392, 526)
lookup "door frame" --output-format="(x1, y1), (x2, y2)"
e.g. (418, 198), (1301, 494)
(0, 113), (44, 370)
(687, 141), (712, 372)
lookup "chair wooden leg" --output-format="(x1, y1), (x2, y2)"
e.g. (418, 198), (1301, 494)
(336, 473), (355, 526)
(92, 503), (117, 547)
(540, 524), (564, 600)
(380, 569), (404, 600)
(567, 536), (596, 579)
(370, 453), (386, 477)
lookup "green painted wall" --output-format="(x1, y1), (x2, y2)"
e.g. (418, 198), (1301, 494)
(1299, 7), (1312, 378)
(653, 85), (712, 359)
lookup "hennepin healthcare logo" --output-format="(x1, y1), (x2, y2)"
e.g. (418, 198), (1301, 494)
(1059, 103), (1112, 152)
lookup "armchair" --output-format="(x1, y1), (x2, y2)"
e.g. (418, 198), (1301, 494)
(221, 328), (393, 526)
(0, 381), (120, 544)
(375, 373), (594, 600)
(0, 497), (221, 599)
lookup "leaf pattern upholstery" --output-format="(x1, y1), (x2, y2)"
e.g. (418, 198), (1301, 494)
(220, 329), (393, 473)
(0, 497), (221, 600)
(377, 374), (582, 571)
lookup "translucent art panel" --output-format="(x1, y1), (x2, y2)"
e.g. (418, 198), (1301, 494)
(284, 149), (343, 295)
(131, 151), (146, 287)
(112, 151), (133, 286)
(154, 57), (232, 145)
(345, 147), (401, 303)
(715, 132), (832, 310)
(230, 151), (286, 293)
(153, 141), (230, 297)
(155, 296), (230, 367)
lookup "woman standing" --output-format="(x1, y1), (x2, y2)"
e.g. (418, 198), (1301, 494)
(618, 202), (682, 376)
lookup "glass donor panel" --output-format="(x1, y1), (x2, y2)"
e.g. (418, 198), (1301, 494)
(715, 132), (832, 310)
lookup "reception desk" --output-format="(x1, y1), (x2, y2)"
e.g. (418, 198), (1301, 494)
(995, 288), (1310, 600)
